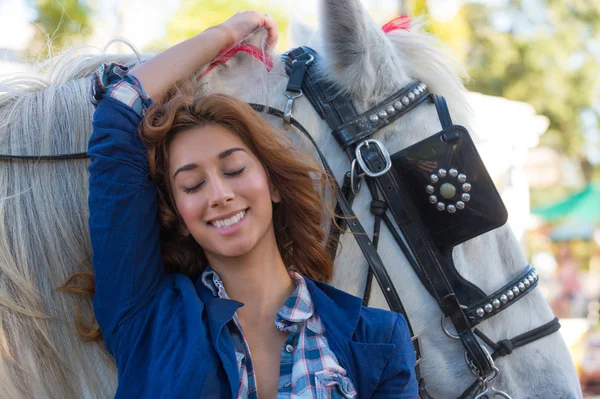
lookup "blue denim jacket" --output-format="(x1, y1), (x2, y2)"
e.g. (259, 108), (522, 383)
(88, 92), (418, 398)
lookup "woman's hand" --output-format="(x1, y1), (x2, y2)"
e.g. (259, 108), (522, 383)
(129, 11), (278, 102)
(218, 11), (278, 49)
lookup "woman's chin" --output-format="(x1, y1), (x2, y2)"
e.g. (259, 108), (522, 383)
(210, 241), (256, 259)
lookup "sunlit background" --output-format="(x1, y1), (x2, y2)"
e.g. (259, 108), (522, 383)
(1, 0), (599, 394)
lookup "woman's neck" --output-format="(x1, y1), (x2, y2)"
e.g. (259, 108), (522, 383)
(207, 229), (295, 324)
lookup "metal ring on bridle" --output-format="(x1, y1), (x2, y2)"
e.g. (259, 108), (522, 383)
(441, 315), (460, 340)
(355, 139), (392, 178)
(350, 159), (364, 194)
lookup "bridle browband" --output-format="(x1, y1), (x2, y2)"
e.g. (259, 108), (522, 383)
(0, 46), (561, 399)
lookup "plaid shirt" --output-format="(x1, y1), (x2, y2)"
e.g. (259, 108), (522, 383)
(202, 267), (357, 399)
(90, 62), (152, 118)
(91, 63), (357, 398)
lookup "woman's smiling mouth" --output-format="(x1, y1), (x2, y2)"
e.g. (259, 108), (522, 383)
(208, 209), (248, 234)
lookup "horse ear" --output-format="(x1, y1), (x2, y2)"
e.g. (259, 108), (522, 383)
(319, 0), (408, 100)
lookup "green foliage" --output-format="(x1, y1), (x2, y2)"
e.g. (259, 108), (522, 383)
(462, 0), (600, 159)
(154, 0), (290, 52)
(28, 0), (92, 58)
(410, 0), (600, 165)
(411, 0), (472, 62)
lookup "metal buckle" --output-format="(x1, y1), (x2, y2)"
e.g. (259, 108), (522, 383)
(412, 335), (423, 366)
(355, 139), (392, 178)
(283, 54), (314, 124)
(283, 90), (302, 124)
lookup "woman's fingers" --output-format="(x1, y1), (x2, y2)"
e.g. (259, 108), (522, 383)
(262, 14), (278, 48)
(221, 11), (279, 48)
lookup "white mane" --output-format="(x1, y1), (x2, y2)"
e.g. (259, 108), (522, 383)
(0, 43), (148, 399)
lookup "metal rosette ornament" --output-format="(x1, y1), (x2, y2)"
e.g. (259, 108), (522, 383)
(426, 168), (472, 214)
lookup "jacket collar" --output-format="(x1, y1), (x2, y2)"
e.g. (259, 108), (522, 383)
(195, 279), (243, 398)
(303, 277), (363, 338)
(304, 278), (397, 399)
(196, 271), (364, 338)
(196, 275), (395, 399)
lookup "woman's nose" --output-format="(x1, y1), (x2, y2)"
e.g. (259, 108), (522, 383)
(208, 176), (234, 208)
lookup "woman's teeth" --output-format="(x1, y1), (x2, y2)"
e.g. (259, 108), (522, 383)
(211, 210), (246, 228)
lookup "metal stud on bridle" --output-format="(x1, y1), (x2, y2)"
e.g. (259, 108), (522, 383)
(426, 167), (472, 214)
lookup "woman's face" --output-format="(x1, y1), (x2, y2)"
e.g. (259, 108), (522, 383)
(168, 124), (280, 260)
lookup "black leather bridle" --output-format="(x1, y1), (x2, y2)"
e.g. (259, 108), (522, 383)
(0, 47), (561, 398)
(274, 46), (561, 399)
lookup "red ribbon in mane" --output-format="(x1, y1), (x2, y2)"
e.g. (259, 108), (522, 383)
(199, 44), (274, 79)
(200, 15), (410, 78)
(381, 14), (412, 33)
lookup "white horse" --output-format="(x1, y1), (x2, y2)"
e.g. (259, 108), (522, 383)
(0, 0), (581, 398)
(200, 1), (582, 397)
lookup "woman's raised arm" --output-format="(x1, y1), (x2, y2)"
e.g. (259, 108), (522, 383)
(88, 11), (278, 349)
(129, 11), (277, 102)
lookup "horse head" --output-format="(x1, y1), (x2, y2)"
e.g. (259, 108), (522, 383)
(203, 0), (582, 397)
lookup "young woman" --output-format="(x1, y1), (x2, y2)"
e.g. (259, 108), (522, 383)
(88, 10), (418, 398)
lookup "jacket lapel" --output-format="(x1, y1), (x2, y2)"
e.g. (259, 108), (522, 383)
(196, 280), (243, 398)
(348, 341), (396, 399)
(305, 279), (395, 399)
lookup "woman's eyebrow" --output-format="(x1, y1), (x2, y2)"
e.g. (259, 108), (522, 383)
(173, 163), (198, 180)
(218, 147), (246, 159)
(172, 148), (246, 180)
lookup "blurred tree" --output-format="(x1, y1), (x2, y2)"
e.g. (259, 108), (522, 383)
(28, 0), (92, 58)
(410, 0), (472, 61)
(155, 0), (290, 52)
(462, 0), (600, 160)
(407, 0), (600, 168)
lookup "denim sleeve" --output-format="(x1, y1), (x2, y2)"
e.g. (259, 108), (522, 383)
(88, 72), (163, 349)
(372, 314), (419, 398)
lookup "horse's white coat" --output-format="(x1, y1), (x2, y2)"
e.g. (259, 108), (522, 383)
(204, 1), (582, 397)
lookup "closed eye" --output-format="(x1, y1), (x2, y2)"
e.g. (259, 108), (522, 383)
(225, 167), (246, 177)
(183, 182), (204, 193)
(182, 168), (245, 194)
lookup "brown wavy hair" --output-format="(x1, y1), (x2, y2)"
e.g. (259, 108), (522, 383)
(141, 91), (336, 282)
(60, 87), (337, 340)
